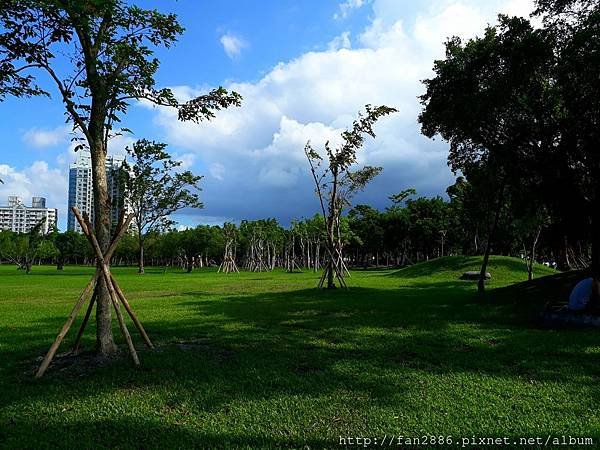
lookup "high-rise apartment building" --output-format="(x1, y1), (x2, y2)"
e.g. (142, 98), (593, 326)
(0, 196), (57, 233)
(67, 151), (126, 232)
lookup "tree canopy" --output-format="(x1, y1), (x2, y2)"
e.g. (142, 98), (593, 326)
(123, 139), (203, 274)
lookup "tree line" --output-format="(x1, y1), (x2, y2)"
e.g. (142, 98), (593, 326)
(0, 0), (596, 288)
(0, 176), (571, 280)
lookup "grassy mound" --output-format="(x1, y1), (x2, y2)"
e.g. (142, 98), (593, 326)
(391, 255), (558, 287)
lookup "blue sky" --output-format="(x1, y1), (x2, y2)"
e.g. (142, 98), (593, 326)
(0, 0), (534, 230)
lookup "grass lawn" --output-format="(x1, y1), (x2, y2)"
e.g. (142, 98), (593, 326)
(0, 256), (598, 449)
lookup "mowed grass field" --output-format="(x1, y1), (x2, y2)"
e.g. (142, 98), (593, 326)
(0, 256), (599, 449)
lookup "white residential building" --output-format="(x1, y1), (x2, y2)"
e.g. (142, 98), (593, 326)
(0, 196), (57, 233)
(67, 151), (127, 232)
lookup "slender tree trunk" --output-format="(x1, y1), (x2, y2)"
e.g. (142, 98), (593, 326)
(478, 184), (505, 294)
(326, 217), (335, 289)
(91, 139), (117, 357)
(138, 235), (145, 274)
(526, 226), (542, 282)
(478, 249), (492, 294)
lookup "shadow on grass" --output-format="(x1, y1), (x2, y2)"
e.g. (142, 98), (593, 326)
(490, 269), (587, 306)
(0, 416), (333, 449)
(2, 274), (600, 447)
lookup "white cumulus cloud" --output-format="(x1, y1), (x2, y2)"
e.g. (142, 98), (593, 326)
(6, 0), (536, 229)
(220, 32), (248, 59)
(210, 163), (225, 181)
(334, 0), (368, 20)
(22, 125), (70, 148)
(328, 31), (352, 51)
(148, 0), (536, 224)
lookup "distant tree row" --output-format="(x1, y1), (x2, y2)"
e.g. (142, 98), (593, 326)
(1, 0), (597, 294)
(0, 176), (573, 281)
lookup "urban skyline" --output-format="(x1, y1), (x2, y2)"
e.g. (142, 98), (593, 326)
(0, 195), (57, 233)
(0, 151), (128, 234)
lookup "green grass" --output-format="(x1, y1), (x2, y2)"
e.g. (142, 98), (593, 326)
(0, 256), (598, 449)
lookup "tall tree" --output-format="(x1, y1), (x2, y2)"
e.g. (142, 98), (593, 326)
(348, 204), (384, 266)
(218, 222), (239, 274)
(305, 104), (396, 288)
(446, 177), (488, 255)
(123, 139), (202, 274)
(535, 0), (600, 301)
(382, 201), (412, 266)
(419, 16), (556, 293)
(406, 196), (450, 260)
(0, 0), (241, 357)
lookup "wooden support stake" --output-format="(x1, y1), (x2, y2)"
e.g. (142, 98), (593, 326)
(36, 207), (148, 377)
(108, 281), (140, 366)
(110, 273), (154, 349)
(70, 211), (135, 353)
(77, 211), (140, 366)
(72, 288), (97, 354)
(35, 271), (99, 378)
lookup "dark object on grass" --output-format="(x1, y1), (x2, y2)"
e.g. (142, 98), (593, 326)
(536, 278), (600, 329)
(461, 271), (491, 280)
(568, 277), (592, 311)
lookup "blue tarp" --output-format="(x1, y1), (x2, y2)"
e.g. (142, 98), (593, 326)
(569, 278), (593, 311)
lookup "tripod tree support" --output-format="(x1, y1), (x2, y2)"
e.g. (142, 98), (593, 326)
(218, 223), (239, 274)
(35, 207), (153, 379)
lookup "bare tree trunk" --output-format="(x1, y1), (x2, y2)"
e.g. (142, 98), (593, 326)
(138, 235), (145, 274)
(440, 231), (446, 257)
(91, 140), (117, 357)
(327, 255), (334, 288)
(479, 184), (505, 294)
(526, 225), (542, 281)
(326, 215), (335, 289)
